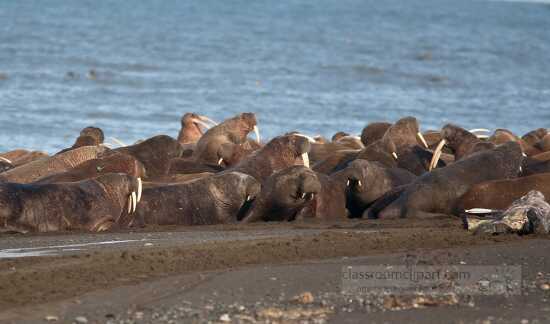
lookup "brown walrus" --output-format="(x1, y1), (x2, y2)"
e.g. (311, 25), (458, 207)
(193, 112), (259, 165)
(33, 152), (146, 184)
(360, 122), (392, 147)
(217, 140), (261, 167)
(0, 145), (107, 184)
(241, 166), (322, 222)
(345, 160), (417, 218)
(57, 126), (105, 154)
(456, 173), (550, 212)
(369, 142), (523, 219)
(230, 134), (311, 182)
(177, 113), (217, 144)
(113, 135), (183, 179)
(134, 172), (260, 226)
(0, 173), (142, 233)
(0, 150), (49, 167)
(0, 158), (13, 173)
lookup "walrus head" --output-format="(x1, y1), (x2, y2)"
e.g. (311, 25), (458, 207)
(382, 116), (428, 152)
(522, 128), (548, 147)
(80, 126), (105, 144)
(210, 171), (261, 221)
(360, 122), (392, 146)
(429, 124), (485, 170)
(356, 136), (399, 168)
(241, 166), (321, 222)
(177, 113), (217, 144)
(263, 134), (312, 168)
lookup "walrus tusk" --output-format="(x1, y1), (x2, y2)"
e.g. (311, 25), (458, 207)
(137, 178), (142, 203)
(246, 195), (253, 202)
(465, 208), (498, 214)
(253, 126), (261, 144)
(218, 158), (224, 165)
(101, 143), (113, 148)
(301, 152), (310, 168)
(199, 115), (218, 126)
(475, 134), (490, 139)
(346, 180), (350, 186)
(131, 191), (137, 214)
(429, 139), (447, 171)
(416, 132), (429, 149)
(294, 134), (317, 143)
(110, 137), (127, 147)
(0, 157), (12, 164)
(127, 195), (133, 214)
(522, 153), (527, 157)
(191, 118), (212, 130)
(301, 193), (306, 199)
(469, 128), (491, 134)
(358, 180), (362, 187)
(392, 152), (398, 160)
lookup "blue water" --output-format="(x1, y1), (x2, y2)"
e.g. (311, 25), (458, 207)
(1, 0), (549, 153)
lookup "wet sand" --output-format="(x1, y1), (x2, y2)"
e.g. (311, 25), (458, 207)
(1, 218), (548, 323)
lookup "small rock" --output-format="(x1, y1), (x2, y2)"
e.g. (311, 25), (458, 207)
(74, 316), (88, 324)
(293, 292), (314, 304)
(45, 315), (59, 322)
(219, 314), (231, 322)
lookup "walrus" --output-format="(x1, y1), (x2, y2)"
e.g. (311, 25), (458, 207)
(0, 150), (49, 167)
(456, 173), (550, 212)
(0, 173), (142, 233)
(369, 142), (523, 219)
(522, 128), (547, 147)
(0, 158), (13, 173)
(345, 160), (417, 218)
(0, 145), (107, 184)
(230, 134), (311, 182)
(520, 157), (550, 177)
(216, 140), (261, 167)
(241, 166), (321, 222)
(177, 113), (217, 144)
(381, 117), (429, 152)
(134, 172), (260, 226)
(535, 134), (550, 153)
(360, 122), (392, 147)
(332, 132), (350, 142)
(113, 135), (183, 179)
(193, 112), (259, 165)
(57, 127), (105, 154)
(167, 158), (224, 175)
(33, 152), (146, 184)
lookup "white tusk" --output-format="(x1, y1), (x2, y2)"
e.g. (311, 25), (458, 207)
(469, 128), (491, 134)
(253, 125), (261, 144)
(301, 152), (310, 168)
(392, 152), (398, 160)
(346, 180), (350, 186)
(0, 157), (12, 164)
(131, 191), (137, 214)
(358, 180), (362, 187)
(465, 208), (496, 214)
(522, 153), (527, 157)
(294, 134), (317, 143)
(475, 134), (490, 139)
(218, 158), (224, 166)
(127, 195), (132, 214)
(137, 178), (142, 203)
(417, 132), (429, 149)
(110, 137), (127, 147)
(246, 195), (252, 202)
(429, 139), (447, 171)
(199, 115), (219, 126)
(191, 118), (212, 130)
(301, 193), (306, 199)
(519, 166), (523, 173)
(101, 143), (113, 148)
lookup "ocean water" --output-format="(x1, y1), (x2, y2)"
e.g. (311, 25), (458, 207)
(1, 0), (549, 153)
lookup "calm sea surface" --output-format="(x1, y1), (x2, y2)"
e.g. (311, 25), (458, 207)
(1, 0), (549, 153)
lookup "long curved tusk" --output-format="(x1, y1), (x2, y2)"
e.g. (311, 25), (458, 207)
(294, 134), (317, 143)
(301, 152), (310, 168)
(475, 134), (490, 139)
(358, 180), (362, 187)
(110, 137), (127, 147)
(0, 157), (12, 164)
(465, 208), (496, 214)
(137, 178), (142, 203)
(131, 191), (137, 214)
(429, 139), (447, 171)
(191, 118), (212, 130)
(218, 158), (224, 166)
(346, 180), (350, 186)
(198, 115), (218, 126)
(127, 195), (133, 214)
(417, 132), (429, 149)
(469, 128), (491, 134)
(392, 152), (398, 160)
(246, 195), (253, 202)
(253, 126), (261, 144)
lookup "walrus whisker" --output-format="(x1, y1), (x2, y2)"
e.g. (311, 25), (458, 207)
(416, 132), (429, 149)
(429, 139), (447, 171)
(301, 152), (310, 168)
(110, 137), (127, 147)
(0, 157), (12, 164)
(253, 125), (261, 144)
(137, 178), (142, 203)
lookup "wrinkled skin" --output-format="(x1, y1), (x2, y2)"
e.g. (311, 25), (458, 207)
(440, 124), (489, 160)
(397, 145), (446, 176)
(113, 135), (183, 180)
(370, 142), (524, 219)
(194, 113), (257, 164)
(230, 134), (311, 182)
(345, 160), (417, 218)
(167, 158), (224, 174)
(0, 146), (107, 184)
(242, 166), (321, 222)
(312, 150), (360, 175)
(57, 127), (105, 155)
(360, 122), (392, 147)
(0, 150), (49, 167)
(135, 172), (260, 226)
(217, 140), (261, 167)
(0, 173), (140, 233)
(33, 152), (146, 184)
(520, 157), (550, 177)
(356, 136), (399, 168)
(456, 173), (550, 212)
(143, 172), (213, 189)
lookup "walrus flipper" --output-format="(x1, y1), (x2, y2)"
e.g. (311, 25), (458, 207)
(364, 185), (408, 219)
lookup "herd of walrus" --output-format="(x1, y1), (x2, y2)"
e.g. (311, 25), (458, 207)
(1, 112), (550, 234)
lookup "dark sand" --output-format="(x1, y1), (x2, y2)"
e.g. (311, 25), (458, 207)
(1, 218), (548, 323)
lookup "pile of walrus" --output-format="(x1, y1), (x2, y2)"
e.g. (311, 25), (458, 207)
(1, 112), (549, 234)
